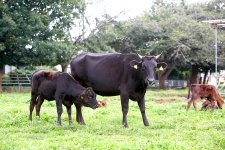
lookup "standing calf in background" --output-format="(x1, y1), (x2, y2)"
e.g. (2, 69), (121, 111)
(186, 84), (224, 111)
(29, 70), (98, 125)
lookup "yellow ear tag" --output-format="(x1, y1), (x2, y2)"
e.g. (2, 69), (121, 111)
(80, 96), (84, 99)
(133, 65), (138, 69)
(159, 66), (164, 71)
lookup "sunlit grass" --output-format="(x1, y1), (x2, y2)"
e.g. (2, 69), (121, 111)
(0, 89), (225, 149)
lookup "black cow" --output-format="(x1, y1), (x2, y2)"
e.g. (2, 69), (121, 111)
(70, 53), (166, 127)
(29, 70), (98, 125)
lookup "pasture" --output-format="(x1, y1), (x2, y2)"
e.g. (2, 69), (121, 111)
(0, 89), (225, 150)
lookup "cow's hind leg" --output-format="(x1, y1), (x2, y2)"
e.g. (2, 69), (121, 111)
(120, 93), (129, 128)
(75, 104), (85, 125)
(35, 95), (44, 118)
(138, 98), (149, 126)
(55, 94), (63, 126)
(29, 93), (38, 121)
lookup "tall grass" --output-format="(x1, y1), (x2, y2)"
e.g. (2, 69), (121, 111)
(0, 89), (225, 150)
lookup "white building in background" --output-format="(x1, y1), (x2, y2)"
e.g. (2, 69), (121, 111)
(4, 65), (16, 74)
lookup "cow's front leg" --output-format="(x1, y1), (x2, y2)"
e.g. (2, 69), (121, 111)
(120, 93), (129, 128)
(66, 106), (72, 125)
(138, 98), (149, 126)
(55, 97), (63, 126)
(75, 103), (85, 125)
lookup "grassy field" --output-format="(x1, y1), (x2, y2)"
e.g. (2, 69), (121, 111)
(0, 89), (225, 150)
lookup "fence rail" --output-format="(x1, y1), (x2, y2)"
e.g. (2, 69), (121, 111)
(150, 80), (187, 88)
(2, 74), (32, 87)
(2, 74), (188, 89)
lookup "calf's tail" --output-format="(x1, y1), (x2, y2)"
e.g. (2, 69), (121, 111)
(187, 85), (191, 99)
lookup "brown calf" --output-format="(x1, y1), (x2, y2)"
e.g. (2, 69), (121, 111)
(98, 100), (109, 107)
(186, 84), (224, 111)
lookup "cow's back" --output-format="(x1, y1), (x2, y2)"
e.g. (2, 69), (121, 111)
(31, 70), (59, 100)
(71, 53), (140, 96)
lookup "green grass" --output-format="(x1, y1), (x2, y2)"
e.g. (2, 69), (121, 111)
(0, 89), (225, 150)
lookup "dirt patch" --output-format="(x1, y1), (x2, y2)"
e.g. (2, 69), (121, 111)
(153, 94), (188, 98)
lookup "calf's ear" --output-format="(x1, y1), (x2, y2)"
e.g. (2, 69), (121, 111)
(80, 95), (84, 100)
(130, 60), (142, 70)
(86, 87), (93, 91)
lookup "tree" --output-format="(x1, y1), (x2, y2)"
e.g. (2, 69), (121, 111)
(83, 0), (223, 88)
(77, 0), (225, 88)
(0, 0), (85, 91)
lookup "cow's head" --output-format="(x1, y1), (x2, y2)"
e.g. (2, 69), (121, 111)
(78, 87), (98, 109)
(130, 54), (167, 83)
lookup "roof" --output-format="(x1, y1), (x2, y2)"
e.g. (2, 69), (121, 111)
(202, 19), (225, 30)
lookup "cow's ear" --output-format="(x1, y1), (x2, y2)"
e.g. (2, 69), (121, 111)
(157, 62), (167, 71)
(130, 60), (142, 70)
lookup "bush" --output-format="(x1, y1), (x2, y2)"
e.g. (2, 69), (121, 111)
(8, 66), (57, 76)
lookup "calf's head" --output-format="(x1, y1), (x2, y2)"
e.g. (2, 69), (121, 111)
(78, 87), (98, 109)
(130, 54), (167, 83)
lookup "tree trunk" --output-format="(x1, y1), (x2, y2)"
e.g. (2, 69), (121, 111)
(61, 64), (68, 72)
(0, 65), (3, 92)
(159, 63), (176, 89)
(203, 69), (209, 84)
(189, 65), (199, 85)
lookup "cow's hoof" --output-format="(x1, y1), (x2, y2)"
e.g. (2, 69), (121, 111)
(123, 123), (128, 128)
(69, 121), (73, 125)
(144, 123), (150, 127)
(78, 121), (86, 125)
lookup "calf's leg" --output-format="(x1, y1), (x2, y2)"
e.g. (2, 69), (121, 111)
(75, 104), (85, 125)
(210, 100), (215, 112)
(35, 96), (44, 117)
(186, 98), (193, 111)
(193, 99), (198, 111)
(201, 100), (210, 111)
(29, 93), (38, 120)
(66, 106), (72, 125)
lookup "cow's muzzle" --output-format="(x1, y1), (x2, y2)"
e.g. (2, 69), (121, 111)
(145, 78), (154, 84)
(92, 104), (99, 109)
(146, 79), (156, 86)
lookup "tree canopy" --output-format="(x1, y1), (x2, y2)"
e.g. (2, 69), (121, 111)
(0, 0), (85, 67)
